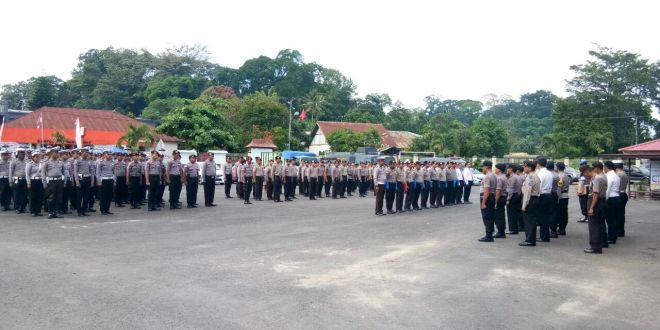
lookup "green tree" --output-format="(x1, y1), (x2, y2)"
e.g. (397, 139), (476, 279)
(117, 124), (155, 151)
(157, 96), (238, 151)
(470, 117), (510, 157)
(25, 76), (63, 110)
(143, 74), (209, 103)
(384, 102), (425, 133)
(302, 89), (327, 122)
(325, 128), (382, 152)
(556, 45), (660, 153)
(0, 81), (28, 109)
(141, 97), (190, 120)
(416, 114), (473, 156)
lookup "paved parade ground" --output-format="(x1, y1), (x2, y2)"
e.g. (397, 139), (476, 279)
(1, 187), (660, 330)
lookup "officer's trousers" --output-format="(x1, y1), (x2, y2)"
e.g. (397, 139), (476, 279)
(76, 177), (91, 213)
(523, 197), (539, 243)
(129, 176), (141, 207)
(385, 182), (396, 211)
(494, 195), (507, 234)
(507, 193), (523, 233)
(557, 198), (569, 232)
(148, 175), (160, 209)
(255, 176), (264, 200)
(169, 175), (182, 207)
(309, 178), (317, 200)
(115, 176), (127, 205)
(618, 192), (628, 237)
(186, 177), (198, 206)
(375, 183), (385, 214)
(274, 177), (283, 201)
(421, 181), (430, 207)
(100, 179), (114, 213)
(538, 194), (554, 241)
(13, 178), (28, 212)
(605, 196), (620, 243)
(588, 198), (606, 250)
(0, 178), (11, 209)
(29, 179), (44, 215)
(244, 177), (253, 202)
(480, 194), (495, 234)
(395, 182), (404, 211)
(45, 179), (63, 215)
(225, 174), (233, 197)
(204, 176), (215, 205)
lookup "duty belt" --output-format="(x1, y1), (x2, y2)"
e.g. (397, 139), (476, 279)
(47, 177), (62, 181)
(101, 176), (114, 180)
(78, 174), (91, 178)
(0, 176), (8, 179)
(31, 176), (42, 180)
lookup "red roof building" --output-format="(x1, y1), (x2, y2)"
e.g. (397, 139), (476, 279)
(245, 138), (278, 149)
(619, 139), (660, 155)
(309, 121), (416, 155)
(1, 107), (179, 147)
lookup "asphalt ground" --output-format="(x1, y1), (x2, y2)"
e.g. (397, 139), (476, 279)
(1, 186), (659, 330)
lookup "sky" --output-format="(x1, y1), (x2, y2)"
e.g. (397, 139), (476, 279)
(2, 0), (660, 108)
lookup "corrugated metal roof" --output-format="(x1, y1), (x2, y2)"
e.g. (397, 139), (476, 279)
(316, 121), (396, 147)
(3, 107), (179, 144)
(245, 138), (278, 149)
(619, 139), (660, 153)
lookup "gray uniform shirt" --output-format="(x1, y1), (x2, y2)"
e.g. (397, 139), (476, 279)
(167, 159), (183, 177)
(73, 159), (92, 186)
(26, 161), (41, 179)
(0, 159), (9, 177)
(617, 171), (629, 193)
(438, 167), (447, 181)
(96, 160), (115, 181)
(373, 166), (387, 185)
(184, 162), (199, 178)
(115, 161), (127, 177)
(521, 172), (541, 210)
(9, 159), (27, 179)
(272, 163), (284, 178)
(41, 159), (65, 183)
(127, 161), (142, 177)
(203, 161), (216, 177)
(145, 160), (162, 176)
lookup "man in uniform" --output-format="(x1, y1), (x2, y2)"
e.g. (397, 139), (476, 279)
(339, 161), (348, 198)
(316, 161), (324, 198)
(224, 157), (234, 198)
(462, 163), (474, 204)
(536, 158), (553, 242)
(331, 160), (341, 199)
(42, 148), (66, 219)
(201, 152), (217, 207)
(96, 150), (115, 215)
(455, 163), (465, 204)
(436, 161), (447, 207)
(373, 157), (387, 216)
(615, 162), (629, 237)
(114, 153), (128, 207)
(385, 160), (397, 214)
(166, 150), (183, 209)
(67, 150), (80, 212)
(26, 151), (44, 217)
(346, 162), (355, 197)
(576, 163), (590, 223)
(88, 151), (99, 213)
(9, 148), (28, 214)
(420, 162), (430, 209)
(157, 153), (167, 207)
(493, 163), (508, 238)
(547, 161), (559, 238)
(403, 161), (414, 211)
(183, 154), (200, 208)
(520, 160), (540, 246)
(265, 159), (274, 200)
(585, 163), (606, 254)
(307, 161), (318, 200)
(272, 156), (284, 202)
(59, 150), (73, 214)
(323, 161), (332, 197)
(478, 160), (497, 242)
(395, 161), (406, 213)
(0, 149), (13, 211)
(73, 148), (93, 216)
(429, 162), (439, 208)
(145, 150), (163, 211)
(299, 161), (307, 197)
(412, 162), (423, 211)
(506, 164), (522, 235)
(445, 162), (456, 206)
(242, 156), (254, 204)
(254, 157), (265, 201)
(235, 158), (244, 200)
(126, 153), (142, 209)
(556, 162), (570, 235)
(604, 161), (620, 246)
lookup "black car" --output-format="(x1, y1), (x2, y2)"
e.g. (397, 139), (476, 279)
(622, 165), (650, 183)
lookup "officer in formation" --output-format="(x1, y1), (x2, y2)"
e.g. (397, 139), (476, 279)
(201, 152), (217, 207)
(183, 154), (200, 208)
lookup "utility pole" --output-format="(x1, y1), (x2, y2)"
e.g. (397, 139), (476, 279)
(287, 99), (294, 150)
(634, 116), (638, 145)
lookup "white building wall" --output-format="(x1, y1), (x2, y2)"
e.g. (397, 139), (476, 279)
(308, 129), (330, 155)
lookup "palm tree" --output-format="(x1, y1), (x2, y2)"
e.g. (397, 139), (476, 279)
(303, 90), (327, 122)
(52, 130), (67, 148)
(117, 124), (154, 151)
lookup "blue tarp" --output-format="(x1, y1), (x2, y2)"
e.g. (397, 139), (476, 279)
(106, 146), (128, 154)
(281, 150), (317, 160)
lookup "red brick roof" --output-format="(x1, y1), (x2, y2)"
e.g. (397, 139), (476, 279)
(619, 139), (660, 154)
(2, 107), (180, 145)
(316, 121), (397, 147)
(245, 138), (278, 149)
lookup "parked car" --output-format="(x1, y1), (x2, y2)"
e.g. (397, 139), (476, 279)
(623, 165), (650, 183)
(564, 166), (579, 183)
(471, 168), (484, 185)
(198, 163), (225, 185)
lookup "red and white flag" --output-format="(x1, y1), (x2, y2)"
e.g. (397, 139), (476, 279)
(0, 116), (4, 142)
(36, 113), (43, 128)
(299, 109), (307, 120)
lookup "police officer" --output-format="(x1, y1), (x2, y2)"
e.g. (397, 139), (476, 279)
(42, 149), (66, 219)
(603, 161), (620, 246)
(96, 150), (115, 215)
(272, 156), (284, 202)
(285, 159), (295, 201)
(547, 161), (559, 238)
(73, 148), (93, 216)
(224, 157), (234, 198)
(420, 162), (430, 209)
(254, 157), (265, 201)
(67, 150), (80, 212)
(429, 162), (439, 208)
(615, 162), (629, 237)
(520, 160), (540, 247)
(506, 165), (523, 235)
(403, 161), (414, 211)
(202, 152), (217, 207)
(145, 150), (163, 211)
(478, 160), (497, 242)
(166, 150), (183, 209)
(0, 148), (13, 211)
(9, 148), (28, 214)
(242, 156), (254, 204)
(536, 158), (553, 242)
(556, 162), (570, 236)
(395, 162), (405, 213)
(265, 160), (274, 200)
(114, 153), (128, 207)
(88, 151), (98, 213)
(307, 161), (318, 200)
(331, 160), (341, 200)
(26, 151), (44, 217)
(323, 161), (332, 198)
(126, 153), (142, 209)
(183, 154), (200, 208)
(316, 161), (324, 198)
(445, 162), (456, 206)
(437, 161), (447, 207)
(493, 163), (508, 238)
(373, 157), (387, 216)
(236, 158), (244, 200)
(59, 150), (73, 214)
(585, 163), (606, 254)
(385, 160), (397, 214)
